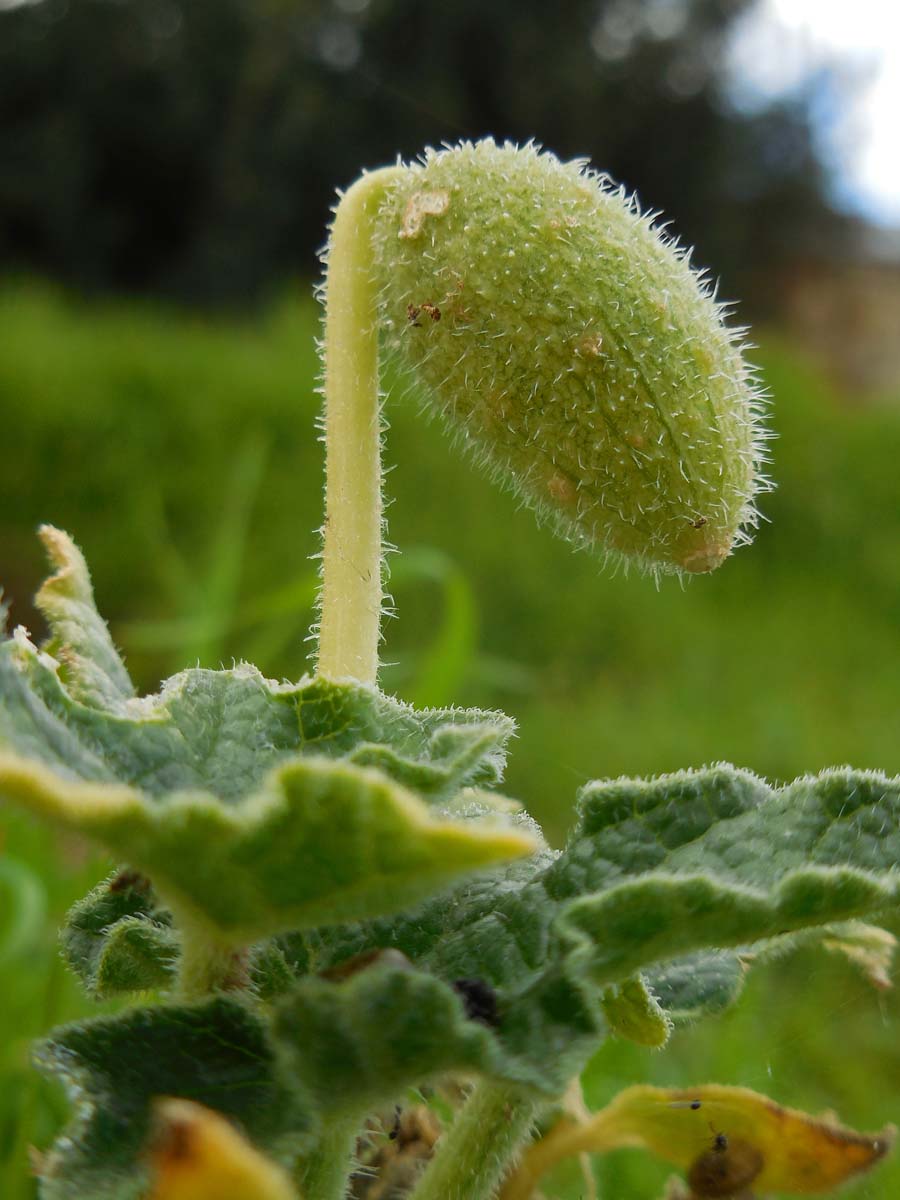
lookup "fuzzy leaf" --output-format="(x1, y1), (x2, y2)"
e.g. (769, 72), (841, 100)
(2, 530), (514, 800)
(35, 998), (312, 1200)
(554, 766), (900, 985)
(61, 874), (178, 996)
(36, 965), (507, 1200)
(272, 963), (503, 1117)
(601, 977), (670, 1048)
(643, 952), (746, 1021)
(0, 750), (535, 941)
(0, 531), (534, 941)
(282, 765), (900, 1091)
(34, 525), (136, 711)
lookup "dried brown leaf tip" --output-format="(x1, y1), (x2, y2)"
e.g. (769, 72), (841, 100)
(146, 1098), (296, 1200)
(500, 1084), (893, 1200)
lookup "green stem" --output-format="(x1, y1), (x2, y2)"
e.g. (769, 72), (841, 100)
(175, 913), (243, 999)
(317, 165), (405, 684)
(294, 1114), (360, 1200)
(408, 1082), (539, 1200)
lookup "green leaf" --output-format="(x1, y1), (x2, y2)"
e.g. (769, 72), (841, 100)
(61, 874), (178, 996)
(2, 530), (514, 803)
(272, 964), (503, 1117)
(642, 951), (746, 1021)
(0, 531), (535, 942)
(280, 848), (609, 1092)
(37, 964), (513, 1199)
(601, 977), (670, 1048)
(34, 525), (135, 712)
(35, 998), (312, 1200)
(279, 765), (900, 1091)
(554, 766), (900, 985)
(0, 750), (535, 942)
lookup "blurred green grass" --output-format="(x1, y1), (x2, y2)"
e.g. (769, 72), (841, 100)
(1, 279), (899, 1198)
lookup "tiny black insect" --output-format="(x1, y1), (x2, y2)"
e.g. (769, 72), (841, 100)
(452, 977), (500, 1028)
(709, 1124), (728, 1153)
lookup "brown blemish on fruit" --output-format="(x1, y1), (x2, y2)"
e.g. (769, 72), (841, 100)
(407, 301), (442, 327)
(547, 471), (578, 507)
(576, 333), (604, 357)
(548, 213), (579, 231)
(399, 190), (450, 239)
(679, 534), (732, 574)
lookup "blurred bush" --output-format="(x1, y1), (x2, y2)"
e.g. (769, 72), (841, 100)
(1, 280), (898, 841)
(0, 0), (850, 310)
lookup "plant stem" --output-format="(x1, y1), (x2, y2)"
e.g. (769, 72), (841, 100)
(317, 165), (405, 684)
(407, 1082), (539, 1200)
(175, 914), (242, 999)
(498, 1115), (600, 1200)
(294, 1114), (360, 1200)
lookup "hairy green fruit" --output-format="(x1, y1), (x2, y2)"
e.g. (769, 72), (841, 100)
(374, 140), (768, 574)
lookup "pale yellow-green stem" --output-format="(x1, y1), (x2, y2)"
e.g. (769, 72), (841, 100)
(499, 1112), (629, 1200)
(317, 165), (406, 684)
(172, 909), (243, 999)
(293, 1114), (360, 1200)
(408, 1082), (539, 1200)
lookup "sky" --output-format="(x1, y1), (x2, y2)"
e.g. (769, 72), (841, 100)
(727, 0), (900, 226)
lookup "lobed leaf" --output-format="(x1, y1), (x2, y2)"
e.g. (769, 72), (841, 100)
(61, 874), (178, 996)
(34, 998), (312, 1200)
(554, 765), (900, 985)
(35, 963), (510, 1199)
(272, 963), (503, 1117)
(282, 765), (900, 1091)
(0, 749), (534, 941)
(0, 530), (534, 941)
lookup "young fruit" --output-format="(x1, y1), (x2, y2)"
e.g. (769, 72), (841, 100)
(373, 140), (768, 576)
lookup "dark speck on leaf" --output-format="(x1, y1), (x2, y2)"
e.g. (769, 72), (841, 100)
(452, 978), (500, 1028)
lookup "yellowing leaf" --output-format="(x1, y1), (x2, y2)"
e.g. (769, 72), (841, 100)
(146, 1098), (297, 1200)
(500, 1084), (894, 1200)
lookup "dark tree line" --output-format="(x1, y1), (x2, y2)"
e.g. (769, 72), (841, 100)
(0, 0), (850, 310)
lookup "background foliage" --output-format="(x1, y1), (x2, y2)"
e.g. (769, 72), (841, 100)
(0, 0), (851, 308)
